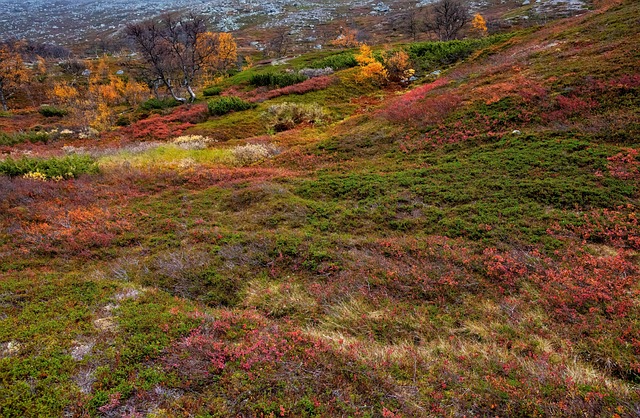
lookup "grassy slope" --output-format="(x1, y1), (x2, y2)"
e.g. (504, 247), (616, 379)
(1, 2), (639, 417)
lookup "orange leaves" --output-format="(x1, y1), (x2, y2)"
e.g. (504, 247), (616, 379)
(331, 27), (361, 49)
(122, 80), (149, 107)
(52, 56), (150, 131)
(471, 14), (488, 37)
(196, 32), (238, 76)
(384, 50), (414, 83)
(355, 44), (388, 84)
(52, 82), (79, 105)
(19, 203), (131, 257)
(0, 41), (30, 110)
(354, 45), (416, 85)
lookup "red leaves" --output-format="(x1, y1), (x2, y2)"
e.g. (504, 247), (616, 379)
(532, 248), (638, 321)
(163, 311), (330, 386)
(607, 148), (640, 181)
(544, 94), (599, 123)
(482, 248), (528, 291)
(222, 76), (336, 103)
(249, 75), (336, 103)
(122, 104), (208, 140)
(382, 79), (460, 126)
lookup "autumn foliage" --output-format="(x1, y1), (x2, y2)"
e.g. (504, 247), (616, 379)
(0, 41), (30, 111)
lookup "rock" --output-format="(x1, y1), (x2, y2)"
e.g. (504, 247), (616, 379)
(94, 317), (117, 332)
(372, 2), (390, 13)
(2, 340), (21, 357)
(71, 341), (94, 361)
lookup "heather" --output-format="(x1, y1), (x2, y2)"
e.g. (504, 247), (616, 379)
(1, 1), (639, 417)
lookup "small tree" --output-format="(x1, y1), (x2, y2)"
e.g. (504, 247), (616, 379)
(355, 44), (387, 84)
(332, 27), (361, 49)
(266, 27), (291, 58)
(424, 0), (470, 41)
(126, 13), (235, 103)
(471, 13), (488, 37)
(0, 41), (30, 111)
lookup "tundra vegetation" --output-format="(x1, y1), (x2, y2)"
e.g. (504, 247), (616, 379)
(0, 1), (639, 417)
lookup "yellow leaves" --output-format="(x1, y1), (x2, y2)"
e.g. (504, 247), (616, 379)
(471, 14), (488, 37)
(355, 45), (416, 85)
(0, 42), (31, 109)
(53, 83), (79, 105)
(355, 44), (388, 84)
(242, 55), (254, 71)
(355, 44), (377, 66)
(216, 33), (238, 71)
(384, 50), (414, 83)
(122, 80), (149, 106)
(196, 32), (238, 74)
(0, 44), (29, 83)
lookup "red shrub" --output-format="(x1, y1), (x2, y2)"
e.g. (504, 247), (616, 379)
(607, 148), (639, 180)
(532, 249), (638, 321)
(382, 78), (453, 125)
(120, 104), (208, 141)
(556, 205), (640, 250)
(482, 248), (529, 292)
(250, 76), (336, 102)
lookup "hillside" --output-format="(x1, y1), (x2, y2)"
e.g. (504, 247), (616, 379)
(0, 1), (639, 417)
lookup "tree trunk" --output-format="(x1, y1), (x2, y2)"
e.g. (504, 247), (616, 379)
(164, 80), (187, 103)
(0, 81), (7, 112)
(186, 85), (196, 103)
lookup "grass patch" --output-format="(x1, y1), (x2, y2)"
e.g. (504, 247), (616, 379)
(0, 155), (98, 179)
(99, 144), (235, 168)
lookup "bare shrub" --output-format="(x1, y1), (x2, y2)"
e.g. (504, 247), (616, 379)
(172, 135), (217, 150)
(232, 143), (280, 166)
(265, 102), (326, 132)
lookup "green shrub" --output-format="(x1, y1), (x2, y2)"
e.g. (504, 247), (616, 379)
(407, 34), (512, 72)
(310, 52), (358, 70)
(139, 97), (181, 111)
(249, 72), (308, 88)
(203, 86), (223, 97)
(208, 96), (255, 116)
(39, 106), (68, 117)
(265, 102), (326, 132)
(0, 131), (50, 146)
(0, 155), (99, 179)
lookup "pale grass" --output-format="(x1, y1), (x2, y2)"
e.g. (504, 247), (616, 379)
(99, 144), (235, 168)
(564, 358), (632, 396)
(243, 277), (317, 317)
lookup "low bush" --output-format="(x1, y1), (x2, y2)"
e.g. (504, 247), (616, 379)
(265, 102), (326, 132)
(0, 155), (98, 179)
(0, 130), (50, 146)
(139, 97), (181, 111)
(407, 34), (511, 72)
(310, 52), (358, 70)
(208, 96), (256, 116)
(250, 76), (335, 102)
(39, 106), (68, 117)
(232, 143), (281, 166)
(172, 135), (217, 150)
(250, 72), (307, 88)
(203, 86), (223, 97)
